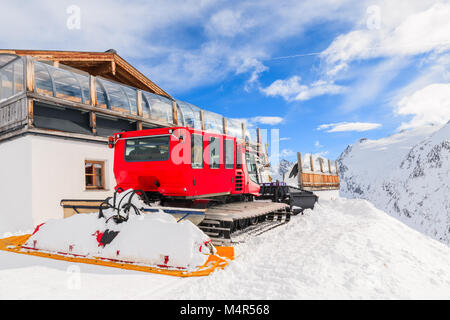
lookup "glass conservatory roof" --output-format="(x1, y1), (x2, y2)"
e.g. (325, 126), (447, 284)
(0, 54), (20, 68)
(3, 53), (257, 142)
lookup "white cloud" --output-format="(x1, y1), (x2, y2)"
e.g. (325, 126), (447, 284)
(317, 122), (382, 132)
(321, 1), (450, 76)
(395, 83), (450, 130)
(206, 9), (256, 37)
(261, 76), (346, 102)
(250, 116), (284, 125)
(0, 0), (216, 58)
(280, 137), (291, 141)
(314, 140), (323, 148)
(235, 57), (269, 91)
(391, 53), (450, 105)
(313, 1), (450, 118)
(0, 0), (365, 93)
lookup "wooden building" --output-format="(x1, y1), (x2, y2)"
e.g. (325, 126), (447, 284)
(0, 49), (263, 233)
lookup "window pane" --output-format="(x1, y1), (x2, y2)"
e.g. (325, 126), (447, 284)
(0, 55), (17, 68)
(176, 103), (184, 126)
(51, 67), (82, 103)
(125, 136), (170, 162)
(75, 73), (90, 104)
(85, 163), (93, 174)
(227, 118), (243, 139)
(95, 174), (103, 187)
(246, 152), (259, 183)
(13, 59), (24, 94)
(225, 139), (234, 169)
(96, 79), (108, 109)
(122, 85), (137, 115)
(143, 92), (173, 123)
(209, 137), (220, 169)
(176, 100), (201, 129)
(204, 111), (223, 134)
(0, 56), (23, 101)
(191, 134), (203, 168)
(85, 175), (94, 186)
(94, 163), (102, 176)
(98, 79), (130, 113)
(35, 62), (53, 97)
(142, 94), (150, 118)
(0, 63), (13, 100)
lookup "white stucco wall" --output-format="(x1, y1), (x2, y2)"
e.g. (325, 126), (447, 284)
(0, 134), (116, 234)
(30, 135), (115, 226)
(0, 136), (33, 234)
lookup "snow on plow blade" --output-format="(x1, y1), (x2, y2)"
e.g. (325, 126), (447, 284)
(0, 234), (233, 277)
(0, 189), (234, 277)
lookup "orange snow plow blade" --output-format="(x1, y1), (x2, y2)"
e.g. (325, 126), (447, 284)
(0, 234), (234, 277)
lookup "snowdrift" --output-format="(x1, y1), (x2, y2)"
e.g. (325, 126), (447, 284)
(338, 122), (450, 245)
(176, 198), (450, 299)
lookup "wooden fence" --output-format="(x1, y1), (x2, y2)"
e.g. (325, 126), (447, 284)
(296, 152), (340, 190)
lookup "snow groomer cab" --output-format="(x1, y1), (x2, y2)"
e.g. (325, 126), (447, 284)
(108, 127), (261, 204)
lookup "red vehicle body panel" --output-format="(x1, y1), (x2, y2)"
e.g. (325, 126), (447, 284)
(112, 127), (261, 199)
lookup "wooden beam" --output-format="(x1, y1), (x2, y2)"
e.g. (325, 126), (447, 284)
(319, 158), (324, 173)
(89, 112), (97, 135)
(241, 122), (246, 141)
(200, 110), (205, 131)
(223, 117), (227, 135)
(297, 152), (303, 187)
(106, 66), (149, 91)
(137, 121), (143, 131)
(91, 61), (115, 76)
(328, 159), (332, 174)
(25, 56), (35, 92)
(27, 99), (34, 127)
(111, 60), (116, 76)
(172, 100), (178, 125)
(265, 143), (269, 167)
(256, 128), (261, 154)
(89, 75), (97, 106)
(136, 90), (143, 116)
(310, 154), (314, 172)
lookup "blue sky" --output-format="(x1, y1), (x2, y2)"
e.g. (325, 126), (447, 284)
(1, 0), (449, 161)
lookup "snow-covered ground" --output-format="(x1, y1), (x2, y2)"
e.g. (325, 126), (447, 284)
(338, 122), (450, 245)
(1, 197), (450, 300)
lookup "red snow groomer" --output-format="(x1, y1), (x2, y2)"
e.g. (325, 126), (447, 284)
(0, 127), (317, 276)
(108, 126), (296, 243)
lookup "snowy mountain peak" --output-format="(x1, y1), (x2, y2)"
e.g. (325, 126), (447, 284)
(338, 122), (450, 245)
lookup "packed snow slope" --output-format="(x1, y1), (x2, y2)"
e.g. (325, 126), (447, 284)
(338, 122), (450, 245)
(1, 198), (450, 299)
